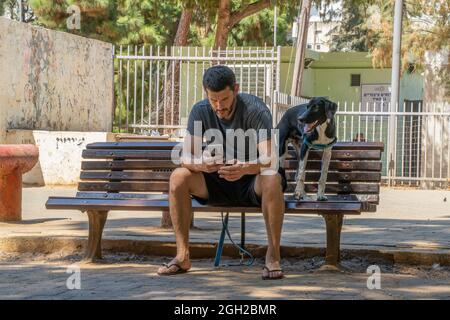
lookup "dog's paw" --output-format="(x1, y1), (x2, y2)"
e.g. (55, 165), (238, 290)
(294, 191), (311, 201)
(317, 194), (328, 201)
(294, 191), (302, 200)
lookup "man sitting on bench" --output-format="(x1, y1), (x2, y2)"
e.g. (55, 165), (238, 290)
(157, 65), (287, 280)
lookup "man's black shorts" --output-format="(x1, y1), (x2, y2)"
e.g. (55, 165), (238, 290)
(192, 168), (287, 207)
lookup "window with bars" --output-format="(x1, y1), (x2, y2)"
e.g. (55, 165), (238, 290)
(351, 74), (361, 87)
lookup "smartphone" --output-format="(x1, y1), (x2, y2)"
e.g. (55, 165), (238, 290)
(205, 144), (223, 158)
(224, 159), (236, 166)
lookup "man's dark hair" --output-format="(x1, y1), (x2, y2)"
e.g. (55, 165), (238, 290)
(202, 65), (236, 92)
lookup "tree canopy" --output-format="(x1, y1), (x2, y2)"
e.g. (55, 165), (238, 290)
(26, 0), (298, 47)
(3, 0), (448, 72)
(324, 0), (449, 71)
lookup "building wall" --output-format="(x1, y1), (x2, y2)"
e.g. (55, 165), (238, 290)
(314, 68), (388, 105)
(306, 21), (340, 52)
(0, 18), (114, 143)
(278, 50), (424, 107)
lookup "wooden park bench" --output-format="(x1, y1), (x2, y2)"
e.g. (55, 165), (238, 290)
(46, 141), (384, 269)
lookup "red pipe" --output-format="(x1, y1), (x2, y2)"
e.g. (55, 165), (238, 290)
(0, 145), (39, 222)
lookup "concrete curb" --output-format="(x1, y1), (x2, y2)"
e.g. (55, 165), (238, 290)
(1, 236), (450, 266)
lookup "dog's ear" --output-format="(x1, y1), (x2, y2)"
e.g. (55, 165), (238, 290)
(325, 101), (337, 121)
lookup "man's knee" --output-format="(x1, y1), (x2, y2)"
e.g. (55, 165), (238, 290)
(259, 174), (283, 195)
(169, 167), (192, 193)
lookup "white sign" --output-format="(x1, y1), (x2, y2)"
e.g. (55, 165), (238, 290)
(361, 84), (391, 112)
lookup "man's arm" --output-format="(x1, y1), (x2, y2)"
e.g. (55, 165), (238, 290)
(242, 138), (274, 174)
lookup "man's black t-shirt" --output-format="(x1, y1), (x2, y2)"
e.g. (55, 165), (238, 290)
(186, 93), (273, 162)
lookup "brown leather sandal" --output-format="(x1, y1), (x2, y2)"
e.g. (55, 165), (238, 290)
(157, 262), (189, 276)
(262, 266), (285, 280)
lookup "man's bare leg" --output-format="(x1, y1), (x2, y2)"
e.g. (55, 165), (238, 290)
(157, 167), (208, 275)
(254, 174), (285, 279)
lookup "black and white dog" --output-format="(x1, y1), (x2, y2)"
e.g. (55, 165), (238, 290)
(277, 97), (338, 201)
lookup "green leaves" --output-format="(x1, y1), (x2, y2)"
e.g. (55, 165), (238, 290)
(29, 0), (181, 45)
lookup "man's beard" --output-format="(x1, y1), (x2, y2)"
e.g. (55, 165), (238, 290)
(216, 96), (237, 119)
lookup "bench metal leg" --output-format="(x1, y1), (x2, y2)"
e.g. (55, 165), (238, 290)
(84, 210), (108, 263)
(240, 212), (245, 249)
(214, 212), (229, 267)
(320, 213), (344, 271)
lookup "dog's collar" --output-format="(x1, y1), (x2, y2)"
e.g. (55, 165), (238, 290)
(303, 136), (337, 150)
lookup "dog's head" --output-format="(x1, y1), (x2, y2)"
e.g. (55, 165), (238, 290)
(298, 97), (337, 134)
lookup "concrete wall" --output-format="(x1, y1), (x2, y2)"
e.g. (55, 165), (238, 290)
(0, 18), (114, 143)
(5, 130), (113, 185)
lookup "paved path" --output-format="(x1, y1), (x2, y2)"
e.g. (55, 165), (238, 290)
(0, 186), (449, 253)
(0, 252), (449, 300)
(1, 183), (449, 300)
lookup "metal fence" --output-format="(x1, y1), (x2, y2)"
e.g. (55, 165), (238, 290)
(114, 45), (281, 135)
(113, 46), (449, 189)
(274, 92), (450, 188)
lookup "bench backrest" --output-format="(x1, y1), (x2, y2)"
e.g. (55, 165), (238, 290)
(78, 141), (384, 211)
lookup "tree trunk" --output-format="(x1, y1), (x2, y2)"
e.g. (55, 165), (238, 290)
(9, 3), (15, 19)
(214, 0), (232, 50)
(291, 0), (312, 96)
(158, 7), (193, 135)
(214, 0), (272, 50)
(174, 8), (193, 46)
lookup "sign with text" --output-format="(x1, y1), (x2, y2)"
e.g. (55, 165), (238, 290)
(361, 84), (391, 112)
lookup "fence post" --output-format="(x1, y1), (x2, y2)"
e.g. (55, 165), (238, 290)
(111, 45), (116, 133)
(387, 104), (397, 186)
(276, 46), (281, 93)
(272, 91), (278, 127)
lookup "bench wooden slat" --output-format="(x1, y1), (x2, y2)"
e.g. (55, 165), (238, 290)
(87, 142), (177, 150)
(289, 150), (381, 160)
(80, 171), (172, 181)
(74, 192), (380, 205)
(45, 197), (362, 214)
(76, 192), (170, 200)
(80, 171), (381, 183)
(78, 181), (379, 194)
(81, 160), (178, 170)
(284, 160), (382, 171)
(81, 159), (382, 172)
(87, 141), (385, 152)
(75, 192), (359, 202)
(82, 148), (381, 161)
(82, 149), (172, 159)
(78, 181), (169, 192)
(285, 172), (381, 182)
(285, 183), (379, 194)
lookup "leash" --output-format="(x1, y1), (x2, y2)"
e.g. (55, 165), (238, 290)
(219, 212), (255, 267)
(303, 136), (337, 150)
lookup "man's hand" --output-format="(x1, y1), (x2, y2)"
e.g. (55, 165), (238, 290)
(199, 162), (222, 173)
(218, 160), (248, 181)
(200, 149), (223, 173)
(182, 149), (222, 173)
(182, 161), (222, 173)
